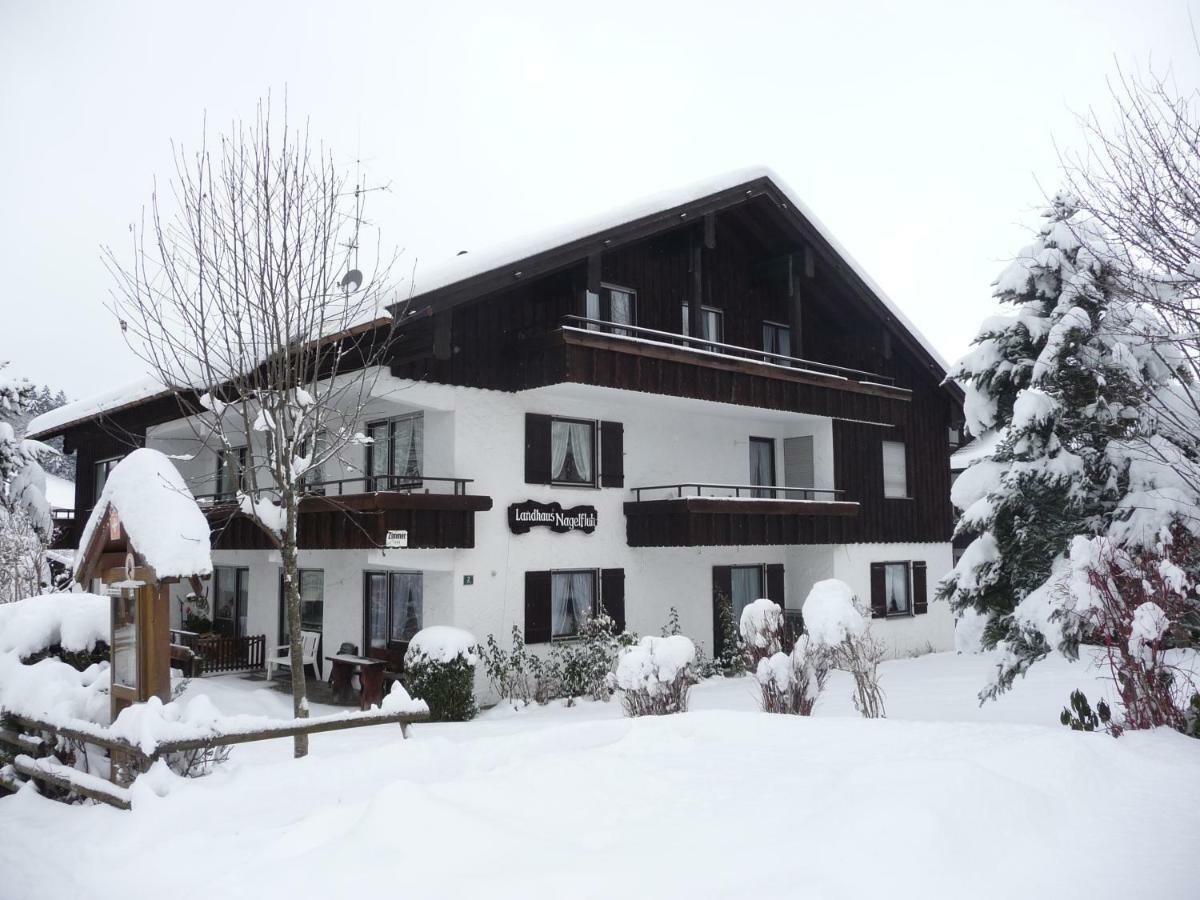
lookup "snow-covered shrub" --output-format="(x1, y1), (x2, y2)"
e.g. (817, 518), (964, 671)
(1060, 689), (1113, 732)
(1043, 536), (1200, 737)
(403, 627), (478, 722)
(754, 634), (830, 715)
(615, 635), (697, 717)
(0, 592), (109, 669)
(712, 592), (744, 674)
(739, 597), (783, 670)
(803, 580), (887, 718)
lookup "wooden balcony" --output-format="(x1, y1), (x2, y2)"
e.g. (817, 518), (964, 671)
(625, 483), (860, 547)
(201, 476), (493, 551)
(518, 317), (912, 425)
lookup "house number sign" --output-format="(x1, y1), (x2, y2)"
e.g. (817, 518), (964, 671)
(508, 500), (598, 535)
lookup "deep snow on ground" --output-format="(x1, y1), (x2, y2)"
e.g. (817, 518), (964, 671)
(2, 649), (1197, 900)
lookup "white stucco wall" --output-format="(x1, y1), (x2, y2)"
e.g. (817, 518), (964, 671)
(158, 375), (954, 677)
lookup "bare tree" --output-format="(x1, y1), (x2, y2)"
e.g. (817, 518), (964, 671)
(106, 99), (399, 757)
(1061, 63), (1200, 501)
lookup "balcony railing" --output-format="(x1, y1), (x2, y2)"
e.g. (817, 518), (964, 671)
(192, 473), (475, 506)
(630, 483), (845, 502)
(561, 316), (894, 386)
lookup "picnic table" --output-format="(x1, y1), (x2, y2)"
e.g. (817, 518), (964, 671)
(326, 654), (386, 710)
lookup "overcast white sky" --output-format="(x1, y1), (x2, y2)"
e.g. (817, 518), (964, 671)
(2, 0), (1195, 399)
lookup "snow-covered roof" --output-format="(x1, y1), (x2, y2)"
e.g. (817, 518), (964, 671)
(44, 473), (75, 511)
(25, 375), (170, 441)
(76, 448), (212, 581)
(950, 430), (1001, 471)
(406, 165), (950, 375)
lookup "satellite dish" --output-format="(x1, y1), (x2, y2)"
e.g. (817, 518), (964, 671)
(340, 269), (363, 292)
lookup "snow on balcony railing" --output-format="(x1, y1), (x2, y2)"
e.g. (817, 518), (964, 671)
(191, 474), (475, 507)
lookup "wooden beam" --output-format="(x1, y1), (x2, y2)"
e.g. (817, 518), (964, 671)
(13, 755), (132, 811)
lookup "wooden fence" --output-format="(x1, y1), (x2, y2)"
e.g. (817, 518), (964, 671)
(0, 705), (427, 810)
(172, 632), (266, 675)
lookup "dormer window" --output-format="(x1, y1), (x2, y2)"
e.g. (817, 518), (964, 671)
(586, 284), (636, 336)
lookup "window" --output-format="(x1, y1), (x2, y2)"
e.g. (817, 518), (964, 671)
(681, 303), (724, 344)
(551, 570), (597, 640)
(524, 569), (625, 643)
(762, 321), (792, 364)
(298, 431), (330, 495)
(729, 565), (764, 627)
(215, 446), (246, 502)
(93, 456), (121, 504)
(279, 568), (324, 642)
(586, 284), (636, 336)
(748, 437), (776, 499)
(711, 564), (785, 660)
(211, 566), (249, 637)
(883, 563), (910, 615)
(869, 561), (928, 618)
(366, 413), (423, 491)
(882, 440), (908, 498)
(365, 571), (423, 659)
(550, 417), (596, 486)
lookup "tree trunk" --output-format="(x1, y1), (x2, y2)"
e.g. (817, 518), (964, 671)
(280, 494), (309, 758)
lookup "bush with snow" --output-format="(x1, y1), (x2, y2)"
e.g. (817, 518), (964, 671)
(803, 580), (886, 718)
(754, 634), (830, 716)
(0, 592), (108, 664)
(404, 627), (478, 722)
(615, 635), (697, 717)
(739, 598), (783, 667)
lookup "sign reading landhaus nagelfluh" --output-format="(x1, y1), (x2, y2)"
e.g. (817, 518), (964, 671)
(508, 500), (598, 535)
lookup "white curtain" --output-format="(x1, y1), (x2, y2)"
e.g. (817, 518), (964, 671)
(749, 440), (774, 498)
(367, 575), (388, 649)
(390, 573), (423, 641)
(392, 415), (422, 479)
(551, 422), (571, 481)
(552, 572), (594, 638)
(567, 423), (592, 483)
(730, 566), (763, 624)
(885, 564), (909, 614)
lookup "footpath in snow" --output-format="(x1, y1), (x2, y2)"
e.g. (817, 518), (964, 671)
(1, 649), (1197, 900)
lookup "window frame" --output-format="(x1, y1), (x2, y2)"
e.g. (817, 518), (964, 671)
(277, 567), (325, 644)
(363, 569), (424, 661)
(748, 436), (777, 499)
(214, 446), (247, 502)
(549, 567), (599, 642)
(586, 282), (637, 336)
(881, 440), (909, 499)
(680, 302), (725, 345)
(92, 456), (122, 504)
(761, 320), (792, 365)
(549, 415), (598, 489)
(881, 561), (913, 618)
(365, 412), (424, 492)
(211, 566), (249, 638)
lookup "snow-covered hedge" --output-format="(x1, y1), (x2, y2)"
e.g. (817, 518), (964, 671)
(614, 635), (697, 717)
(404, 626), (478, 722)
(0, 592), (108, 663)
(754, 633), (829, 716)
(802, 580), (886, 718)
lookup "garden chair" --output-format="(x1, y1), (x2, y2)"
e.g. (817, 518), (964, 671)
(265, 629), (321, 680)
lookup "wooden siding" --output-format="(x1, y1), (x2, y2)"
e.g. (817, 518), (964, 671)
(625, 497), (860, 547)
(208, 492), (493, 551)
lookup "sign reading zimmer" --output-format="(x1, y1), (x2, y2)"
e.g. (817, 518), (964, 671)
(508, 500), (598, 535)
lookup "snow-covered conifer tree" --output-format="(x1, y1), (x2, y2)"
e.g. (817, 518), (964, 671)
(0, 363), (52, 602)
(939, 195), (1198, 697)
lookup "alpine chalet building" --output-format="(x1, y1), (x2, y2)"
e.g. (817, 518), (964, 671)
(30, 168), (964, 675)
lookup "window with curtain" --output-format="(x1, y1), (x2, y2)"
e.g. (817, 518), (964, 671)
(882, 441), (908, 498)
(762, 321), (792, 364)
(215, 447), (246, 501)
(92, 456), (121, 504)
(212, 566), (249, 637)
(749, 437), (776, 498)
(367, 413), (423, 491)
(884, 562), (911, 615)
(681, 303), (724, 344)
(550, 418), (595, 486)
(365, 571), (423, 656)
(586, 284), (636, 336)
(730, 565), (764, 629)
(280, 568), (324, 641)
(551, 570), (596, 639)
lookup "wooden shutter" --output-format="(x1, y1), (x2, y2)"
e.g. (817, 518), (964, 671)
(712, 565), (732, 659)
(765, 564), (785, 608)
(524, 414), (552, 484)
(869, 563), (887, 619)
(912, 561), (928, 615)
(600, 421), (624, 488)
(524, 571), (552, 644)
(601, 568), (626, 633)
